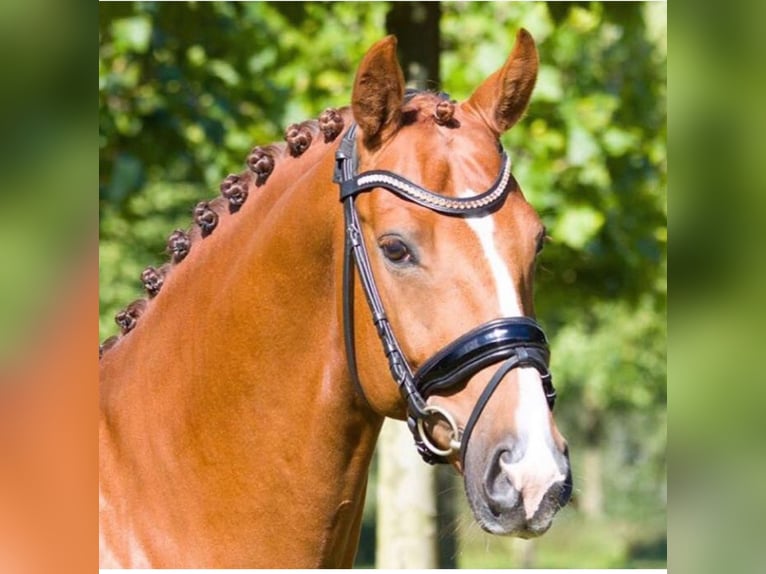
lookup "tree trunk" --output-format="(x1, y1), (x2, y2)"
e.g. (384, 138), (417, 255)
(581, 443), (604, 519)
(581, 405), (605, 519)
(376, 3), (444, 568)
(375, 419), (438, 568)
(513, 538), (536, 568)
(385, 2), (441, 89)
(435, 465), (457, 568)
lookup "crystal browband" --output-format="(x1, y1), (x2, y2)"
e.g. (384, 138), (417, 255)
(338, 151), (514, 216)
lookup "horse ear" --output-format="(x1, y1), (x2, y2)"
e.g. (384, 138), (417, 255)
(351, 35), (405, 146)
(466, 28), (539, 135)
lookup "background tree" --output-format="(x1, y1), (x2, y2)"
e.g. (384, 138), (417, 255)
(374, 3), (449, 570)
(99, 2), (666, 567)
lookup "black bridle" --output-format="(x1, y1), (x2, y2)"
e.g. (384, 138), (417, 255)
(334, 118), (556, 466)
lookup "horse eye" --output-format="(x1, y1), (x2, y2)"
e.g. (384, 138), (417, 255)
(380, 237), (412, 264)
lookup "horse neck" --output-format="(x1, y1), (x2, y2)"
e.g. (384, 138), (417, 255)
(100, 137), (383, 567)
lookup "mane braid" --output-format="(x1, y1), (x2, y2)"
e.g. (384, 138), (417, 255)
(398, 90), (459, 129)
(99, 107), (350, 359)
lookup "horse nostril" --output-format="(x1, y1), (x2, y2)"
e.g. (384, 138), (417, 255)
(483, 448), (521, 515)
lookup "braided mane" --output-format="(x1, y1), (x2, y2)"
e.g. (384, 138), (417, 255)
(99, 107), (349, 358)
(100, 94), (458, 358)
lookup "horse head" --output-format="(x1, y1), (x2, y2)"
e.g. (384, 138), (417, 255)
(344, 30), (572, 537)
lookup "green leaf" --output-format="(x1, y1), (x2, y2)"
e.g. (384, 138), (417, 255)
(207, 59), (240, 87)
(111, 16), (152, 54)
(567, 124), (600, 166)
(186, 45), (206, 67)
(554, 205), (605, 249)
(603, 127), (640, 156)
(535, 65), (563, 103)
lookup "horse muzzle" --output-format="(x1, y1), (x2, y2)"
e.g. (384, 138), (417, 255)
(419, 348), (571, 535)
(464, 409), (572, 537)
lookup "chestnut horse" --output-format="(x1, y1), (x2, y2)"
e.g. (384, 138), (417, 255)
(99, 30), (572, 568)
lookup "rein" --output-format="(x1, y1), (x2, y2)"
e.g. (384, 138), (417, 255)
(334, 116), (556, 466)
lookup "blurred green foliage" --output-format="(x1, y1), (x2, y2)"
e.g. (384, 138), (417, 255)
(99, 1), (665, 568)
(0, 0), (92, 367)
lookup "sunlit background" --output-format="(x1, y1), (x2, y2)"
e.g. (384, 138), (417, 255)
(11, 0), (766, 571)
(97, 2), (666, 568)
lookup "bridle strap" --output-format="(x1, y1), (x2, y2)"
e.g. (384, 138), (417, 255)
(413, 317), (551, 397)
(339, 123), (371, 410)
(341, 207), (366, 408)
(342, 198), (427, 417)
(336, 123), (513, 218)
(459, 348), (552, 469)
(339, 155), (513, 216)
(334, 117), (556, 465)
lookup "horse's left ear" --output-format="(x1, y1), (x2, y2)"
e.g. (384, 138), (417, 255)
(351, 35), (405, 147)
(465, 28), (539, 135)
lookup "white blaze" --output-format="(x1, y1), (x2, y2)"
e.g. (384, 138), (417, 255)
(501, 368), (565, 518)
(460, 192), (521, 317)
(461, 190), (564, 518)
